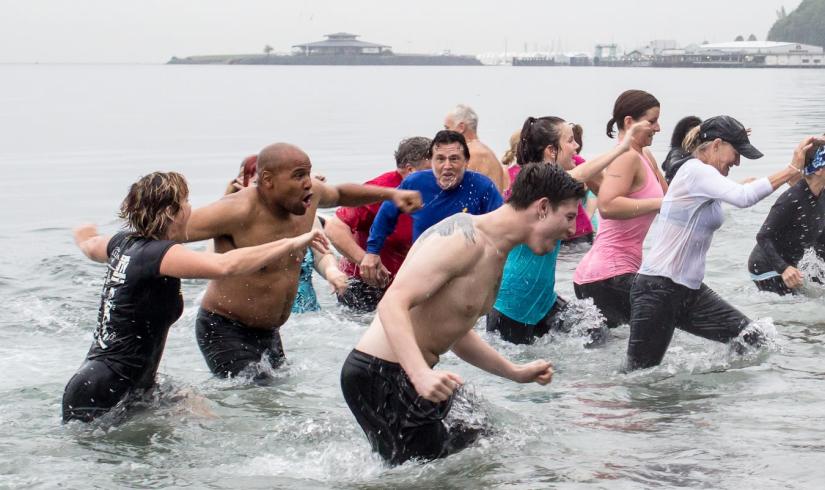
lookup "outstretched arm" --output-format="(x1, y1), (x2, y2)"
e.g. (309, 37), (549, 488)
(309, 218), (348, 294)
(361, 201), (400, 287)
(73, 224), (110, 263)
(315, 180), (422, 213)
(451, 330), (553, 384)
(159, 230), (328, 279)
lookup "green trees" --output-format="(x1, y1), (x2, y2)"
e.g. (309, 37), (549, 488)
(767, 0), (825, 47)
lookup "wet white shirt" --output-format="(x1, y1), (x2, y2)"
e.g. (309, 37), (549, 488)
(639, 158), (773, 289)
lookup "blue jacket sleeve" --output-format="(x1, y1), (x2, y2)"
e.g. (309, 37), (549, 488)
(366, 199), (401, 255)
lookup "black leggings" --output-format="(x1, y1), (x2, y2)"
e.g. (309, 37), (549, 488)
(62, 359), (139, 423)
(196, 308), (285, 379)
(626, 274), (762, 371)
(336, 279), (386, 312)
(486, 297), (570, 345)
(340, 349), (482, 465)
(753, 276), (794, 296)
(574, 273), (635, 329)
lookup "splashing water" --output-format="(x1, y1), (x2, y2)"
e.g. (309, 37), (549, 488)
(798, 248), (825, 297)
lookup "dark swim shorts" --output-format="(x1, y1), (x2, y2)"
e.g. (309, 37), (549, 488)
(340, 349), (484, 465)
(196, 308), (285, 380)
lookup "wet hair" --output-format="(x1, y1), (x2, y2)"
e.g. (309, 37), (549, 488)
(509, 162), (586, 210)
(502, 130), (521, 166)
(426, 130), (471, 160)
(394, 136), (432, 168)
(682, 126), (711, 154)
(517, 116), (566, 165)
(571, 124), (584, 154)
(119, 171), (189, 240)
(448, 104), (479, 132)
(670, 116), (702, 148)
(606, 90), (660, 139)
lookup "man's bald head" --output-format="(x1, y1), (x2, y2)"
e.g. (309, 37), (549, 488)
(257, 143), (310, 175)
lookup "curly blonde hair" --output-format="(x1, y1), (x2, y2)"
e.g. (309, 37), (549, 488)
(119, 171), (189, 240)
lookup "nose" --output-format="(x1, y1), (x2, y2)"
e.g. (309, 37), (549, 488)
(566, 221), (576, 238)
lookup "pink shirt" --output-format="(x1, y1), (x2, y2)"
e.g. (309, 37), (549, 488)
(574, 152), (664, 284)
(571, 155), (593, 239)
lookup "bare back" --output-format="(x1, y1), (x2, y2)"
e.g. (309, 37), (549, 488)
(467, 140), (508, 192)
(195, 186), (320, 329)
(356, 213), (505, 365)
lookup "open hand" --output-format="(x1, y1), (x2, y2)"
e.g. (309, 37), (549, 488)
(392, 189), (423, 213)
(410, 369), (464, 403)
(294, 229), (329, 254)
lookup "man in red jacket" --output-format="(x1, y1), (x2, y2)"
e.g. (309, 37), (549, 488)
(324, 137), (431, 311)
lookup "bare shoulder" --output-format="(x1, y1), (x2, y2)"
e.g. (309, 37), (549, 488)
(607, 149), (642, 173)
(408, 214), (484, 265)
(642, 147), (659, 165)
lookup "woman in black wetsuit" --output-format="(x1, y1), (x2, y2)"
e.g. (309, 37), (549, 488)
(748, 147), (825, 295)
(63, 171), (327, 423)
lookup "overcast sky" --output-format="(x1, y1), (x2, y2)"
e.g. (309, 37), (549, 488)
(0, 0), (804, 63)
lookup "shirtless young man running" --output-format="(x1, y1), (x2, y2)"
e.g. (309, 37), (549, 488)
(184, 143), (422, 378)
(341, 162), (586, 465)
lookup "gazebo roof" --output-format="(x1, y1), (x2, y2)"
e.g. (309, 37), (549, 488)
(293, 33), (390, 50)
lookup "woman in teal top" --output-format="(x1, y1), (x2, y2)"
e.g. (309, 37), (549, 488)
(488, 241), (567, 343)
(486, 115), (648, 344)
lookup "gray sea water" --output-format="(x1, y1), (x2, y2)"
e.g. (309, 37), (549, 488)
(0, 64), (823, 489)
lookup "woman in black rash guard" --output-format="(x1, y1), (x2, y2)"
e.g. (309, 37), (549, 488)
(748, 147), (825, 295)
(64, 172), (327, 423)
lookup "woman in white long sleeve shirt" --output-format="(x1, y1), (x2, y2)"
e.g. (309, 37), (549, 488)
(625, 115), (822, 371)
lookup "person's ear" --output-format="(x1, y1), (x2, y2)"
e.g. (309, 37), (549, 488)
(258, 170), (273, 188)
(623, 115), (635, 132)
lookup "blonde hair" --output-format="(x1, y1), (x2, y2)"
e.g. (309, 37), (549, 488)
(119, 171), (189, 240)
(502, 130), (521, 166)
(682, 126), (713, 155)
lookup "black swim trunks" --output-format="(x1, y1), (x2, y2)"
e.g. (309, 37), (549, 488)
(340, 349), (483, 465)
(196, 308), (285, 379)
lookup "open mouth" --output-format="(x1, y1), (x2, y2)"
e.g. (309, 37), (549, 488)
(301, 193), (313, 207)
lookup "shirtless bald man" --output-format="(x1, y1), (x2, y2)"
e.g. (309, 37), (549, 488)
(185, 143), (422, 379)
(341, 162), (585, 465)
(444, 104), (509, 192)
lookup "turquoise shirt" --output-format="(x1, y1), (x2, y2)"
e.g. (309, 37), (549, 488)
(586, 190), (599, 231)
(292, 249), (320, 314)
(493, 242), (561, 325)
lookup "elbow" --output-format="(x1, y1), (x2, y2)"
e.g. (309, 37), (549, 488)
(597, 203), (620, 220)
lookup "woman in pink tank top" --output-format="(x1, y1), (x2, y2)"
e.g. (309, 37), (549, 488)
(573, 90), (667, 328)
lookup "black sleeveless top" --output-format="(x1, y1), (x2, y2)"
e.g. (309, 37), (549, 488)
(86, 232), (183, 388)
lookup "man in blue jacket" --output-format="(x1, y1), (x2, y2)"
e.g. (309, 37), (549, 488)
(359, 130), (503, 286)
